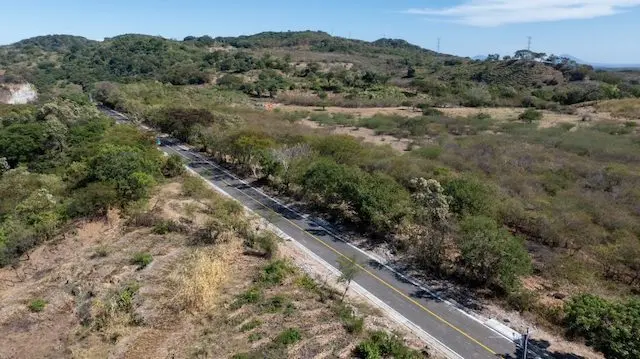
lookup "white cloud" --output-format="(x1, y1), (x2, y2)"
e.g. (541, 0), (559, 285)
(406, 0), (640, 26)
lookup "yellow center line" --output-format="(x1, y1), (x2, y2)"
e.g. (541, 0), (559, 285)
(173, 147), (498, 356)
(210, 169), (498, 356)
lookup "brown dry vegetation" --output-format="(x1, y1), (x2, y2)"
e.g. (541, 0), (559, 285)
(0, 179), (427, 359)
(596, 98), (640, 119)
(276, 103), (639, 132)
(97, 81), (640, 358)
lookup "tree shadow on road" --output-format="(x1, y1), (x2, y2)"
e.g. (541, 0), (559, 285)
(501, 338), (586, 359)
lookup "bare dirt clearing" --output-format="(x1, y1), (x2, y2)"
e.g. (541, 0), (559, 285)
(300, 119), (413, 152)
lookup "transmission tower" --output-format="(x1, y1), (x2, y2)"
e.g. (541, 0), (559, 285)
(437, 37), (441, 52)
(527, 36), (532, 51)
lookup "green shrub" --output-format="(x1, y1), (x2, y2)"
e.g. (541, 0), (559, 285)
(259, 260), (295, 286)
(261, 295), (293, 313)
(354, 331), (423, 359)
(354, 340), (381, 359)
(295, 274), (318, 291)
(246, 232), (278, 259)
(240, 319), (262, 332)
(412, 146), (442, 160)
(565, 294), (640, 359)
(335, 304), (365, 334)
(152, 219), (184, 234)
(67, 182), (119, 218)
(116, 282), (140, 312)
(231, 287), (262, 309)
(92, 245), (109, 258)
(457, 216), (531, 290)
(518, 108), (543, 123)
(28, 298), (47, 312)
(506, 289), (539, 313)
(162, 154), (185, 177)
(248, 332), (264, 343)
(444, 177), (495, 218)
(421, 107), (444, 116)
(274, 328), (301, 346)
(182, 175), (209, 198)
(130, 252), (153, 269)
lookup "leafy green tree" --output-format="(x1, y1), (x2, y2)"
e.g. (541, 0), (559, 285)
(457, 216), (531, 290)
(317, 90), (328, 110)
(271, 143), (312, 188)
(406, 65), (416, 78)
(444, 177), (495, 218)
(301, 158), (358, 205)
(565, 294), (640, 359)
(514, 49), (534, 61)
(351, 172), (411, 234)
(89, 145), (160, 201)
(337, 255), (360, 301)
(409, 178), (451, 269)
(301, 158), (409, 234)
(147, 108), (215, 142)
(67, 182), (119, 217)
(162, 154), (185, 178)
(229, 131), (276, 177)
(0, 122), (47, 166)
(216, 74), (244, 90)
(518, 108), (543, 123)
(311, 135), (362, 165)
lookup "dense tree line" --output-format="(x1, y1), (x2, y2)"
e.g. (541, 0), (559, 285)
(127, 94), (532, 292)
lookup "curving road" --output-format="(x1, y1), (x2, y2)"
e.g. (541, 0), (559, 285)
(103, 107), (552, 359)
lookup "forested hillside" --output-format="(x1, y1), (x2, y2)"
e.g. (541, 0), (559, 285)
(1, 32), (640, 358)
(1, 32), (639, 107)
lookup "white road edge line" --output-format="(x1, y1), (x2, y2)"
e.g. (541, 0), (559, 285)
(184, 149), (521, 343)
(177, 162), (464, 359)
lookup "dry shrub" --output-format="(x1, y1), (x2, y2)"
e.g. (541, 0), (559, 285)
(172, 234), (242, 311)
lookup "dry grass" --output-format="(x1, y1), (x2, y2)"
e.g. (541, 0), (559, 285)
(0, 178), (428, 359)
(597, 98), (640, 119)
(171, 236), (242, 312)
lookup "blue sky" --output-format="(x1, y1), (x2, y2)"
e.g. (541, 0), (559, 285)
(1, 0), (639, 64)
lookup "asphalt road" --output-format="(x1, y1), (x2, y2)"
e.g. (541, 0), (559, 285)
(102, 107), (548, 359)
(164, 145), (522, 359)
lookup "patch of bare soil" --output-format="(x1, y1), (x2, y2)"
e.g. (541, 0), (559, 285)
(281, 103), (638, 129)
(300, 119), (412, 152)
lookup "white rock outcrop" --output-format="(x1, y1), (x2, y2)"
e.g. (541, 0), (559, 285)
(0, 83), (38, 104)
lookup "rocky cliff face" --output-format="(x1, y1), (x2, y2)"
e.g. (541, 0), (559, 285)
(0, 83), (38, 104)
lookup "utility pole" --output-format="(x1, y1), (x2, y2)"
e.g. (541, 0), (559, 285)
(437, 37), (441, 52)
(527, 36), (532, 51)
(522, 327), (530, 359)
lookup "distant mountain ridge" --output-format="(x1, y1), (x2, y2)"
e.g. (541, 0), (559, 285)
(559, 54), (640, 69)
